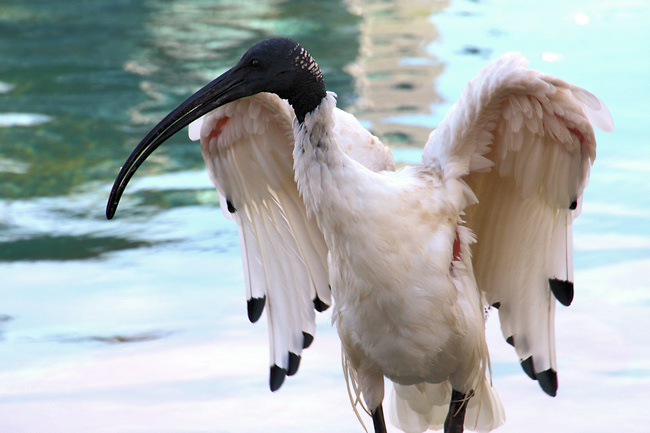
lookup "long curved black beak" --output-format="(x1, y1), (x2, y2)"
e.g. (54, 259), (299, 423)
(106, 66), (249, 219)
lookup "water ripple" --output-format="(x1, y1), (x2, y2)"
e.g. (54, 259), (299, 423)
(0, 113), (52, 127)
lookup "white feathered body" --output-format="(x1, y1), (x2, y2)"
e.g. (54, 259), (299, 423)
(293, 95), (497, 424)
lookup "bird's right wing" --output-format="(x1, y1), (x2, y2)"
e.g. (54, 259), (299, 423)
(422, 53), (613, 396)
(189, 92), (393, 391)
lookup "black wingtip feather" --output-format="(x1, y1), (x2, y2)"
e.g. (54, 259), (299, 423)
(270, 365), (287, 391)
(537, 368), (558, 397)
(288, 352), (301, 376)
(569, 200), (578, 210)
(313, 294), (329, 312)
(506, 336), (515, 347)
(247, 296), (266, 323)
(549, 278), (574, 306)
(521, 356), (536, 380)
(302, 332), (314, 349)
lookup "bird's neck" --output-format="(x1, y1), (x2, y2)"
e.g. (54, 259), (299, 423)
(292, 93), (358, 231)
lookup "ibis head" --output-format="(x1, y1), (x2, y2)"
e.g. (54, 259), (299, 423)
(106, 38), (326, 219)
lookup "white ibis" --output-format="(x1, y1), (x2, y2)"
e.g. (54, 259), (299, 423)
(106, 38), (613, 433)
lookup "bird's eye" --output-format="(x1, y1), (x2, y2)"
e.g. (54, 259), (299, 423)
(249, 58), (262, 69)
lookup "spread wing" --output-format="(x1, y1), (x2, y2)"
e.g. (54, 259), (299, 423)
(189, 92), (393, 391)
(422, 52), (613, 396)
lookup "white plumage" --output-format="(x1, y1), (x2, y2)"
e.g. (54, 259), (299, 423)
(187, 52), (612, 431)
(110, 41), (613, 433)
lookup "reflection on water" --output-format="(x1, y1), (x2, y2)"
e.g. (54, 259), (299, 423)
(0, 234), (150, 262)
(0, 0), (154, 198)
(1, 0), (649, 432)
(0, 315), (12, 342)
(60, 330), (173, 345)
(348, 0), (447, 146)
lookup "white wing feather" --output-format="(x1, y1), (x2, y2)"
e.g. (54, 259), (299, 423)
(190, 92), (393, 389)
(423, 52), (613, 394)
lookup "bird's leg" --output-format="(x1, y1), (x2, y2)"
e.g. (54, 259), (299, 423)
(371, 404), (387, 433)
(444, 389), (471, 433)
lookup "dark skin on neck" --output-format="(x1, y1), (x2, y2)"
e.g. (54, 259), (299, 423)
(105, 37), (469, 433)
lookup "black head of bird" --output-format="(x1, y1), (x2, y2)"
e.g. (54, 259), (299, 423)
(106, 38), (326, 219)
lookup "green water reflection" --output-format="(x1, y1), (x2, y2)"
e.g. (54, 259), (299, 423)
(0, 0), (361, 200)
(0, 234), (151, 261)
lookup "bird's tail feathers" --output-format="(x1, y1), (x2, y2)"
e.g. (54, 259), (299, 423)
(389, 377), (505, 433)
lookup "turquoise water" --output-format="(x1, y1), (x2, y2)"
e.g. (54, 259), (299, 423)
(1, 0), (648, 432)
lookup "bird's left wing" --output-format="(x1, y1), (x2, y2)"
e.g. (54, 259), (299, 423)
(189, 92), (393, 391)
(422, 53), (613, 396)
